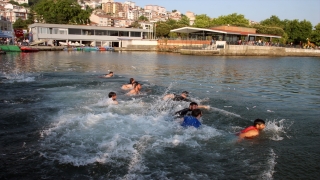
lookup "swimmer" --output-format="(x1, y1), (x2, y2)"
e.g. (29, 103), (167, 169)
(181, 109), (202, 128)
(108, 92), (118, 104)
(121, 78), (135, 90)
(126, 82), (142, 95)
(163, 91), (191, 102)
(104, 71), (114, 78)
(238, 119), (266, 141)
(174, 102), (199, 118)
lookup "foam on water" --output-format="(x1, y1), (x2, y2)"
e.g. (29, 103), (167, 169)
(264, 119), (292, 141)
(261, 149), (277, 180)
(39, 89), (221, 177)
(1, 71), (36, 83)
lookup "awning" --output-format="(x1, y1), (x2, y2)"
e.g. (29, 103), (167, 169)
(170, 27), (226, 34)
(248, 33), (281, 38)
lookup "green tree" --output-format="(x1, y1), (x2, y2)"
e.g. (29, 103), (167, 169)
(13, 18), (27, 29)
(138, 15), (148, 21)
(193, 14), (212, 28)
(283, 19), (313, 44)
(260, 15), (283, 28)
(156, 23), (171, 37)
(178, 15), (190, 26)
(34, 0), (90, 24)
(130, 21), (141, 28)
(311, 23), (320, 46)
(9, 0), (19, 6)
(212, 13), (249, 26)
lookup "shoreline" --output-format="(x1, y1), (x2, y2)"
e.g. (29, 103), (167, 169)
(2, 45), (320, 57)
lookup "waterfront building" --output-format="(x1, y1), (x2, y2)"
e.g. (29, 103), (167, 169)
(28, 23), (150, 47)
(170, 25), (281, 42)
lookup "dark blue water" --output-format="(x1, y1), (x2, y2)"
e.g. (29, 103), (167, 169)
(1, 51), (319, 179)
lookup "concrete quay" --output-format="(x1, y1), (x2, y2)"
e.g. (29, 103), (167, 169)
(32, 46), (64, 51)
(180, 45), (320, 57)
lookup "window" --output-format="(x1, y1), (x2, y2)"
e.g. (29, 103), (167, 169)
(109, 31), (118, 36)
(95, 30), (108, 35)
(69, 28), (81, 35)
(82, 29), (95, 35)
(119, 31), (129, 37)
(39, 27), (47, 34)
(130, 31), (141, 37)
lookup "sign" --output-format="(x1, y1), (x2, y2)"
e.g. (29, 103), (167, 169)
(14, 29), (24, 38)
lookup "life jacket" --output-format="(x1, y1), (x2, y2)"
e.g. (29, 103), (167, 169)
(241, 126), (258, 133)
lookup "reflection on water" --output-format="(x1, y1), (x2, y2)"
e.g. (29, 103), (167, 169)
(0, 52), (320, 179)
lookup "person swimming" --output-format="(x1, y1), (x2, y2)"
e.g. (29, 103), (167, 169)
(238, 119), (266, 141)
(104, 72), (114, 78)
(181, 109), (203, 128)
(121, 78), (135, 90)
(163, 91), (191, 102)
(107, 92), (118, 105)
(174, 102), (199, 118)
(126, 82), (142, 95)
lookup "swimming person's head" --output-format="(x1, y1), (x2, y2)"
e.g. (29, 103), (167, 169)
(129, 78), (135, 84)
(191, 109), (202, 119)
(253, 119), (266, 130)
(133, 82), (142, 91)
(108, 92), (117, 100)
(189, 102), (198, 110)
(181, 91), (189, 98)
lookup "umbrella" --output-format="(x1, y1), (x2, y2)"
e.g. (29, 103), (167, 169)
(0, 32), (11, 38)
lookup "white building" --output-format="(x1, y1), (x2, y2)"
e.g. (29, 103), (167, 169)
(185, 11), (195, 26)
(0, 3), (28, 23)
(28, 23), (151, 47)
(13, 0), (28, 5)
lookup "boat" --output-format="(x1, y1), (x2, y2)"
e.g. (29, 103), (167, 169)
(59, 41), (85, 47)
(0, 45), (21, 52)
(20, 46), (39, 52)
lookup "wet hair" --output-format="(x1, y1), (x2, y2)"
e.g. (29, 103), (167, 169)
(108, 92), (116, 98)
(191, 109), (202, 117)
(253, 119), (265, 126)
(109, 72), (113, 74)
(133, 82), (140, 88)
(189, 102), (198, 106)
(129, 78), (134, 84)
(182, 91), (189, 97)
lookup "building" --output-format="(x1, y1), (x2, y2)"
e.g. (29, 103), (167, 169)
(0, 3), (28, 23)
(0, 18), (12, 31)
(185, 11), (195, 26)
(13, 0), (28, 5)
(170, 25), (281, 42)
(28, 23), (150, 47)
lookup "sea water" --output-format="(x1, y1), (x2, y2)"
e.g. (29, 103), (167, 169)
(0, 51), (319, 179)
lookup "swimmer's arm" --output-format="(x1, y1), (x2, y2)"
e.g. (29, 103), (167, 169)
(198, 105), (210, 109)
(163, 94), (174, 100)
(238, 130), (259, 140)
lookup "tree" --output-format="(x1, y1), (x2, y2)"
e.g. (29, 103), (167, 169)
(138, 15), (148, 22)
(130, 21), (141, 28)
(34, 0), (90, 24)
(156, 23), (171, 37)
(172, 9), (177, 13)
(178, 15), (190, 26)
(13, 18), (27, 29)
(193, 14), (212, 28)
(283, 19), (313, 44)
(260, 15), (283, 28)
(311, 23), (320, 46)
(212, 13), (249, 26)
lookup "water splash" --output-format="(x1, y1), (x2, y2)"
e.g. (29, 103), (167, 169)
(261, 148), (277, 180)
(265, 119), (292, 141)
